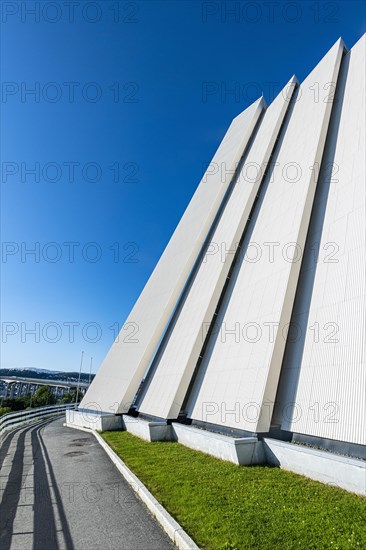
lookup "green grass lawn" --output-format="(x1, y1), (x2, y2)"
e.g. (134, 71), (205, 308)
(101, 431), (366, 550)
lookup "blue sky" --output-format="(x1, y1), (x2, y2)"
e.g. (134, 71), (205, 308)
(1, 0), (365, 374)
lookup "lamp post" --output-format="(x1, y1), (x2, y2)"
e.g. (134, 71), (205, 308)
(75, 351), (84, 407)
(88, 357), (93, 386)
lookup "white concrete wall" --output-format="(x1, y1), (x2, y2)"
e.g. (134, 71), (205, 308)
(80, 99), (264, 414)
(188, 39), (345, 433)
(263, 438), (366, 496)
(122, 415), (172, 442)
(65, 409), (123, 431)
(138, 79), (297, 420)
(277, 35), (366, 445)
(171, 423), (265, 465)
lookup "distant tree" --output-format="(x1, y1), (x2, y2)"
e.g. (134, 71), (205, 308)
(2, 398), (26, 411)
(32, 385), (56, 407)
(60, 390), (77, 404)
(23, 393), (31, 408)
(0, 407), (12, 417)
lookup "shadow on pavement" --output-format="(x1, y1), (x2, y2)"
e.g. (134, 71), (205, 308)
(0, 419), (74, 550)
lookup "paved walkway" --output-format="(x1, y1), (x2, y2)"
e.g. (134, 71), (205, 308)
(0, 417), (174, 550)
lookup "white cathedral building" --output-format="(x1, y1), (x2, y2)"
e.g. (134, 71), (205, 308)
(68, 34), (365, 495)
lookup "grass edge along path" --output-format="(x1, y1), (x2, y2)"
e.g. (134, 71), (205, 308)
(101, 431), (365, 550)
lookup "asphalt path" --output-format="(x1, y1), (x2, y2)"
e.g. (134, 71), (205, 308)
(0, 417), (174, 550)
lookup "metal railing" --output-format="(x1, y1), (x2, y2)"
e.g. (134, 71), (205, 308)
(0, 403), (76, 437)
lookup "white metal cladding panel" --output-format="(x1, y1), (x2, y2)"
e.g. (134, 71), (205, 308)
(138, 78), (297, 420)
(80, 99), (264, 414)
(280, 35), (365, 445)
(188, 39), (344, 433)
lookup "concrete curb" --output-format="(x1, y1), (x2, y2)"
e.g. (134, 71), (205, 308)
(63, 422), (199, 550)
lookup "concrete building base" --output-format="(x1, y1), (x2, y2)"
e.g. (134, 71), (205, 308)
(122, 415), (172, 442)
(171, 423), (265, 465)
(65, 409), (123, 431)
(263, 438), (366, 496)
(65, 411), (365, 495)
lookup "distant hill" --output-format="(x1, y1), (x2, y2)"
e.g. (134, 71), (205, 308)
(0, 367), (94, 383)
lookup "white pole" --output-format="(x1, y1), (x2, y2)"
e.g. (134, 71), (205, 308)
(75, 351), (84, 407)
(88, 357), (93, 385)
